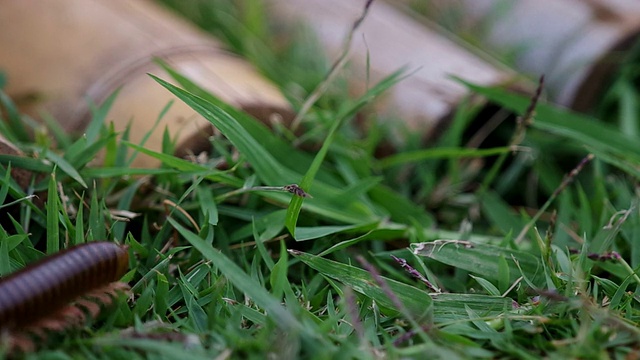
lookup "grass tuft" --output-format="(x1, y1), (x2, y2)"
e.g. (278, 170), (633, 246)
(1, 1), (640, 358)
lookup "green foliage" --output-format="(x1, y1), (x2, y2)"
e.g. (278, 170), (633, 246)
(1, 1), (640, 359)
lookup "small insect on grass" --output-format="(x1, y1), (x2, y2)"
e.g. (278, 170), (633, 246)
(251, 184), (312, 198)
(214, 183), (312, 203)
(282, 184), (313, 198)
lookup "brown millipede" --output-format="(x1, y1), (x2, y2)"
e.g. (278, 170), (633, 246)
(0, 241), (129, 331)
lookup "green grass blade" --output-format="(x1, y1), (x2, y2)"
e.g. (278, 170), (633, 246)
(284, 116), (340, 237)
(318, 227), (407, 257)
(369, 185), (434, 226)
(196, 185), (219, 226)
(0, 163), (11, 205)
(150, 75), (292, 185)
(378, 146), (513, 169)
(65, 132), (118, 169)
(91, 338), (213, 360)
(45, 151), (87, 188)
(150, 76), (376, 225)
(461, 80), (640, 177)
(411, 241), (543, 285)
(481, 190), (526, 236)
(86, 90), (119, 144)
(168, 218), (303, 332)
(285, 71), (405, 236)
(431, 293), (514, 322)
(156, 60), (329, 180)
(80, 167), (179, 178)
(88, 188), (105, 241)
(0, 238), (10, 275)
(123, 141), (242, 186)
(46, 172), (59, 254)
(0, 90), (30, 142)
(616, 79), (638, 137)
(40, 112), (73, 150)
(75, 197), (84, 245)
(127, 100), (174, 166)
(289, 250), (432, 320)
(0, 154), (52, 172)
(294, 221), (378, 242)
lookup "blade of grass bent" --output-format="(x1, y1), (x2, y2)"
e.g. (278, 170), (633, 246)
(45, 151), (87, 188)
(150, 75), (341, 238)
(411, 241), (543, 285)
(151, 75), (290, 185)
(151, 75), (376, 225)
(157, 60), (332, 182)
(289, 250), (432, 320)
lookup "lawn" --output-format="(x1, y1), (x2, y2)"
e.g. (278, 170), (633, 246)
(1, 1), (640, 359)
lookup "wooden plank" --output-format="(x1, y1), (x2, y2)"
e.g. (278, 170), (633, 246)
(0, 0), (292, 167)
(406, 0), (640, 111)
(266, 0), (518, 134)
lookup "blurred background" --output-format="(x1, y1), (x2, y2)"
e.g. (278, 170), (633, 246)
(3, 0), (639, 152)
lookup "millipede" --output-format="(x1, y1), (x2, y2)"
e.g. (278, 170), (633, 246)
(0, 241), (130, 350)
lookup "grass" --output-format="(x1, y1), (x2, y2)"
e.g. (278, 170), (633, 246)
(1, 0), (640, 358)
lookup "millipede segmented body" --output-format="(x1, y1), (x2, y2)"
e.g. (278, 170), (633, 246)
(0, 241), (129, 330)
